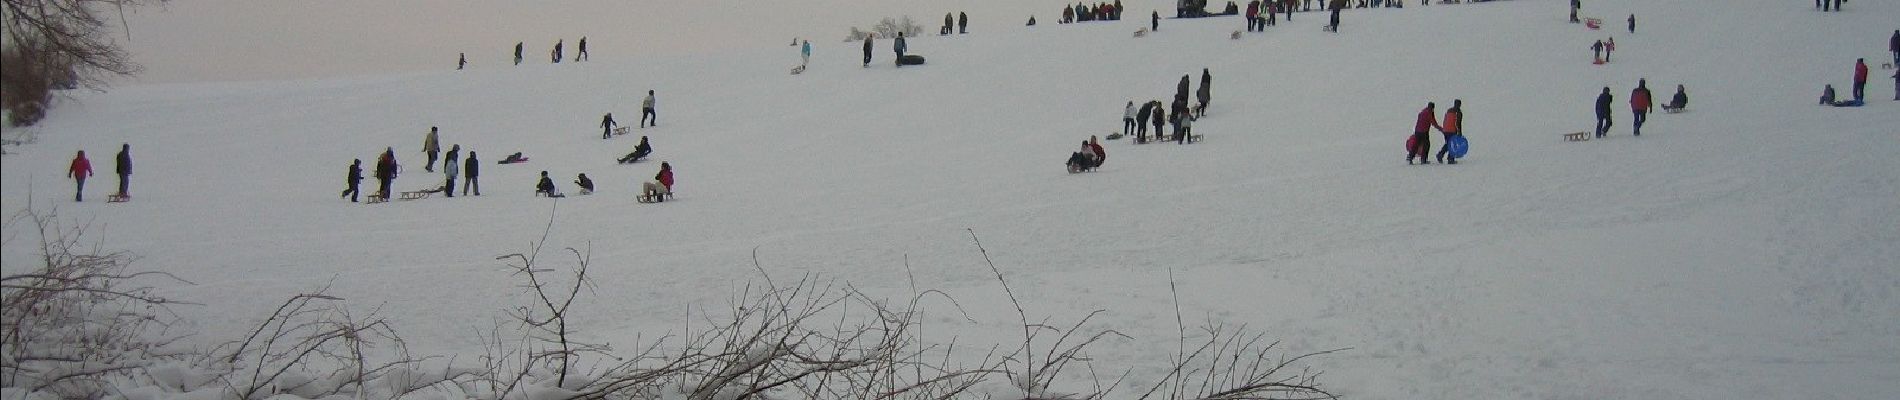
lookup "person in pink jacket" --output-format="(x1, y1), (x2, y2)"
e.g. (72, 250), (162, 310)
(68, 150), (93, 202)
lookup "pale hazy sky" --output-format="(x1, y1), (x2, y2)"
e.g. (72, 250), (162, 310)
(113, 0), (1139, 84)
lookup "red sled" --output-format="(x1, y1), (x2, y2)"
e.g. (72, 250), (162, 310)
(1405, 135), (1417, 153)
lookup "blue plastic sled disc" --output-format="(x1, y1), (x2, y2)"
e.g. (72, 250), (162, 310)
(1448, 135), (1469, 158)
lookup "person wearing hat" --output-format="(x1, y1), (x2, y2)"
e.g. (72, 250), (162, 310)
(643, 162), (674, 201)
(536, 171), (558, 197)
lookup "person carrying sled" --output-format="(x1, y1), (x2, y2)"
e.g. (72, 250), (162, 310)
(342, 159), (364, 202)
(1594, 87), (1614, 138)
(575, 173), (595, 194)
(1630, 79), (1652, 136)
(463, 151), (481, 196)
(620, 136), (654, 164)
(67, 150), (93, 202)
(601, 113), (618, 139)
(1409, 102), (1441, 164)
(423, 126), (441, 172)
(536, 171), (559, 197)
(642, 162), (674, 201)
(1437, 100), (1463, 164)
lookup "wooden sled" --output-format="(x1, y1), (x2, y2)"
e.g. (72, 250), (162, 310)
(637, 191), (673, 203)
(398, 190), (433, 201)
(613, 126), (630, 136)
(791, 65), (807, 75)
(367, 193), (389, 204)
(1133, 28), (1149, 38)
(107, 194), (130, 203)
(1661, 106), (1686, 114)
(1231, 30), (1243, 40)
(1563, 132), (1589, 142)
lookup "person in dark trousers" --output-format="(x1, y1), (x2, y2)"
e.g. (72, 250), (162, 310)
(1151, 105), (1166, 142)
(1123, 101), (1138, 136)
(944, 13), (955, 35)
(1136, 101), (1155, 141)
(1327, 0), (1344, 32)
(458, 53), (466, 70)
(68, 150), (92, 201)
(1626, 14), (1635, 33)
(959, 12), (968, 33)
(1852, 58), (1868, 102)
(443, 145), (459, 197)
(600, 113), (617, 139)
(1592, 40), (1604, 63)
(1176, 112), (1194, 144)
(1152, 10), (1160, 31)
(862, 33), (875, 67)
(620, 136), (653, 163)
(1892, 69), (1899, 101)
(1570, 0), (1580, 23)
(552, 39), (563, 63)
(576, 37), (588, 61)
(1630, 79), (1652, 136)
(894, 32), (908, 66)
(1284, 0), (1293, 21)
(423, 126), (440, 172)
(341, 159), (363, 202)
(1667, 84), (1688, 110)
(375, 147), (398, 200)
(1831, 0), (1841, 12)
(114, 143), (131, 197)
(514, 42), (524, 65)
(463, 151), (480, 196)
(1409, 103), (1440, 164)
(1176, 75), (1191, 105)
(536, 171), (558, 196)
(1594, 87), (1614, 138)
(1437, 100), (1463, 164)
(641, 90), (658, 127)
(1196, 68), (1212, 117)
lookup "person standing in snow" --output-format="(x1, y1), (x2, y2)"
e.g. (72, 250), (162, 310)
(1569, 0), (1580, 23)
(894, 32), (908, 66)
(800, 40), (812, 69)
(1176, 75), (1191, 106)
(114, 143), (132, 197)
(943, 13), (954, 35)
(641, 90), (658, 128)
(342, 159), (363, 202)
(1630, 79), (1652, 136)
(514, 42), (524, 65)
(1152, 10), (1160, 31)
(552, 39), (563, 63)
(1176, 112), (1195, 144)
(423, 126), (441, 172)
(862, 33), (875, 67)
(1591, 40), (1604, 63)
(1852, 58), (1868, 102)
(1151, 103), (1167, 141)
(1135, 101), (1155, 142)
(1122, 101), (1138, 136)
(68, 150), (92, 202)
(1196, 68), (1212, 117)
(443, 145), (460, 197)
(1409, 103), (1440, 164)
(375, 147), (399, 200)
(1890, 30), (1898, 67)
(601, 113), (618, 139)
(1437, 100), (1463, 164)
(463, 151), (480, 196)
(1626, 14), (1635, 33)
(458, 53), (466, 70)
(576, 36), (589, 61)
(1594, 87), (1614, 138)
(1327, 0), (1344, 32)
(959, 12), (969, 33)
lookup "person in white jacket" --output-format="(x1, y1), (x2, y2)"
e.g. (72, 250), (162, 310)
(641, 90), (658, 128)
(1122, 101), (1137, 136)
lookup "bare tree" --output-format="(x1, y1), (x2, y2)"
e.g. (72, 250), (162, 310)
(1, 0), (162, 126)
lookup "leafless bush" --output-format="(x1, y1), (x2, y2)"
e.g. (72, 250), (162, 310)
(1, 0), (162, 126)
(846, 16), (925, 41)
(0, 207), (190, 398)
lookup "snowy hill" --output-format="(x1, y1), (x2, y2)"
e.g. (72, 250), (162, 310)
(5, 0), (1899, 398)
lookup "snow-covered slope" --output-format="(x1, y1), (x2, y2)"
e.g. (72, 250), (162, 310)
(5, 0), (1899, 398)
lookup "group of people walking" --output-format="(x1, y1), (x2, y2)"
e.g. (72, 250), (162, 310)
(63, 144), (131, 202)
(492, 37), (589, 68)
(1406, 101), (1462, 165)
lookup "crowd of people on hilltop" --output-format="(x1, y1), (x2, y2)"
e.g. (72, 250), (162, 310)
(1061, 1), (1123, 24)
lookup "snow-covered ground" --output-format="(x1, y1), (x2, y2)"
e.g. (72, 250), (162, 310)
(5, 0), (1899, 398)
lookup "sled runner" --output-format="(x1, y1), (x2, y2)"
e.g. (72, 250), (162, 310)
(1562, 132), (1589, 141)
(637, 191), (673, 203)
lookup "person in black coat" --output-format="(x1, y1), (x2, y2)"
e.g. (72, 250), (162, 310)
(114, 143), (131, 197)
(862, 34), (875, 67)
(575, 173), (595, 193)
(1594, 87), (1614, 138)
(514, 42), (524, 65)
(463, 151), (480, 196)
(620, 136), (653, 164)
(341, 159), (363, 202)
(601, 113), (618, 139)
(894, 32), (908, 64)
(1151, 10), (1159, 31)
(958, 12), (968, 33)
(536, 171), (558, 196)
(1135, 101), (1155, 141)
(1196, 68), (1212, 117)
(1151, 105), (1166, 141)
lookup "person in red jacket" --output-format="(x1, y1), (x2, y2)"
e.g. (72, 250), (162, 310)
(1409, 102), (1442, 165)
(67, 150), (93, 202)
(642, 162), (674, 201)
(1630, 79), (1652, 136)
(1088, 136), (1107, 166)
(1852, 58), (1868, 102)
